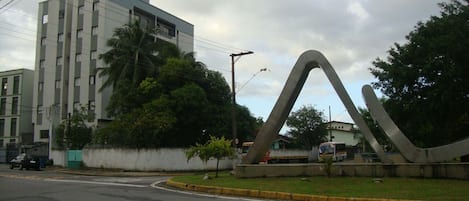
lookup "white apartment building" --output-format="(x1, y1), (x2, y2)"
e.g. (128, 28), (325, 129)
(0, 69), (34, 147)
(32, 0), (194, 143)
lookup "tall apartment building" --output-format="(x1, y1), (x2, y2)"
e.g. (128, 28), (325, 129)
(0, 69), (34, 147)
(33, 0), (194, 143)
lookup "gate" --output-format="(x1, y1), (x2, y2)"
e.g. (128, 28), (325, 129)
(67, 150), (82, 169)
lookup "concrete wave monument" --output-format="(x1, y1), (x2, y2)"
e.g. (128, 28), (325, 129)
(362, 85), (469, 163)
(242, 50), (469, 164)
(242, 50), (391, 164)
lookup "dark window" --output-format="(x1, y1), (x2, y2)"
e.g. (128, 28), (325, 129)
(59, 9), (65, 19)
(157, 18), (176, 37)
(0, 119), (4, 137)
(0, 98), (5, 115)
(37, 105), (43, 125)
(11, 97), (18, 114)
(40, 130), (49, 139)
(38, 82), (44, 91)
(13, 76), (19, 94)
(1, 78), (7, 95)
(10, 118), (16, 137)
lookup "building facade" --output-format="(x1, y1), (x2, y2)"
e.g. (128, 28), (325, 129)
(0, 69), (34, 147)
(32, 0), (194, 143)
(326, 121), (362, 146)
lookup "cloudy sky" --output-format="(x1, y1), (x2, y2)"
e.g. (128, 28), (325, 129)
(0, 0), (446, 133)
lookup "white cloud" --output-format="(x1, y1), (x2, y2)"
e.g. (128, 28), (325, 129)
(0, 0), (447, 123)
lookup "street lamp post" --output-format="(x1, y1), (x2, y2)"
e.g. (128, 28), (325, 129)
(230, 51), (253, 148)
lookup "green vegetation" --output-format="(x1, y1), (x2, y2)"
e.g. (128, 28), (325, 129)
(55, 105), (94, 149)
(370, 0), (469, 147)
(172, 172), (469, 200)
(286, 105), (327, 149)
(185, 136), (234, 177)
(93, 20), (259, 148)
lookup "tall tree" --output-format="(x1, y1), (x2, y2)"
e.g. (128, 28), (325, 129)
(55, 105), (94, 150)
(286, 105), (327, 149)
(370, 0), (469, 147)
(98, 20), (159, 90)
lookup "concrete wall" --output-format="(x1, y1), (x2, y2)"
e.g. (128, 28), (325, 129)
(235, 163), (469, 180)
(51, 148), (234, 171)
(50, 149), (66, 167)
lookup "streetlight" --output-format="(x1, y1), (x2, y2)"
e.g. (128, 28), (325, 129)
(230, 51), (253, 148)
(237, 68), (269, 93)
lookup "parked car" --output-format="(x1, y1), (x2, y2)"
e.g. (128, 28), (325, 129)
(10, 153), (40, 171)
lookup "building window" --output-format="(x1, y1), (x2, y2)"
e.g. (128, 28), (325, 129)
(0, 119), (4, 137)
(11, 97), (18, 115)
(58, 33), (64, 42)
(59, 9), (65, 19)
(75, 54), (82, 62)
(38, 82), (44, 91)
(42, 14), (48, 24)
(88, 100), (95, 112)
(1, 78), (7, 95)
(37, 105), (43, 125)
(90, 51), (97, 60)
(57, 57), (63, 66)
(73, 102), (80, 111)
(77, 29), (83, 38)
(10, 118), (16, 137)
(40, 60), (45, 69)
(13, 76), (19, 94)
(74, 77), (80, 86)
(78, 5), (84, 15)
(91, 26), (98, 35)
(41, 37), (47, 46)
(40, 130), (49, 139)
(93, 2), (99, 11)
(9, 139), (15, 143)
(55, 80), (61, 89)
(0, 98), (6, 115)
(89, 75), (95, 85)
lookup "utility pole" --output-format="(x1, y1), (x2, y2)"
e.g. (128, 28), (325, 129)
(329, 106), (333, 142)
(230, 51), (253, 148)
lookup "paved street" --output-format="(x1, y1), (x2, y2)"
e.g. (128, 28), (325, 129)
(0, 165), (262, 201)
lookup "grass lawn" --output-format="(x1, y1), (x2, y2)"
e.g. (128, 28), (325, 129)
(171, 172), (469, 201)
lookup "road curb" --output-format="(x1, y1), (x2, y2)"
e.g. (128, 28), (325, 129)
(54, 169), (182, 177)
(166, 178), (421, 201)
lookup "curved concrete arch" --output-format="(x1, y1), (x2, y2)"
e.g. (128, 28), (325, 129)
(362, 85), (469, 163)
(242, 50), (391, 164)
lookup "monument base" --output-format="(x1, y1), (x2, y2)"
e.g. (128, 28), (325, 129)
(235, 163), (469, 179)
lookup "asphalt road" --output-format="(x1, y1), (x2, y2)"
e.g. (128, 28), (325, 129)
(0, 165), (262, 201)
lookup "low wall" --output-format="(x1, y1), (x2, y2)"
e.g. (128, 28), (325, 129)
(50, 150), (66, 167)
(235, 163), (469, 179)
(81, 148), (234, 171)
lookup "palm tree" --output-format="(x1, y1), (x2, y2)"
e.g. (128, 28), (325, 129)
(98, 19), (159, 91)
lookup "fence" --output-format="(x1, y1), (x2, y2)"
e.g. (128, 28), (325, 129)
(51, 148), (234, 171)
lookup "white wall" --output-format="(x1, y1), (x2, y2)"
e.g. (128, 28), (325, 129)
(50, 150), (66, 167)
(62, 148), (234, 171)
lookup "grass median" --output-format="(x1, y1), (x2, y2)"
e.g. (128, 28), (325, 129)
(171, 172), (469, 200)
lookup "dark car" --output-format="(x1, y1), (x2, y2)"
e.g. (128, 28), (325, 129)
(10, 153), (41, 171)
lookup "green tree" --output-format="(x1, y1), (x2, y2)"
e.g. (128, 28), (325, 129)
(95, 22), (258, 148)
(358, 106), (394, 152)
(98, 19), (159, 90)
(370, 0), (469, 147)
(55, 106), (94, 149)
(185, 136), (234, 177)
(286, 105), (327, 149)
(99, 20), (180, 116)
